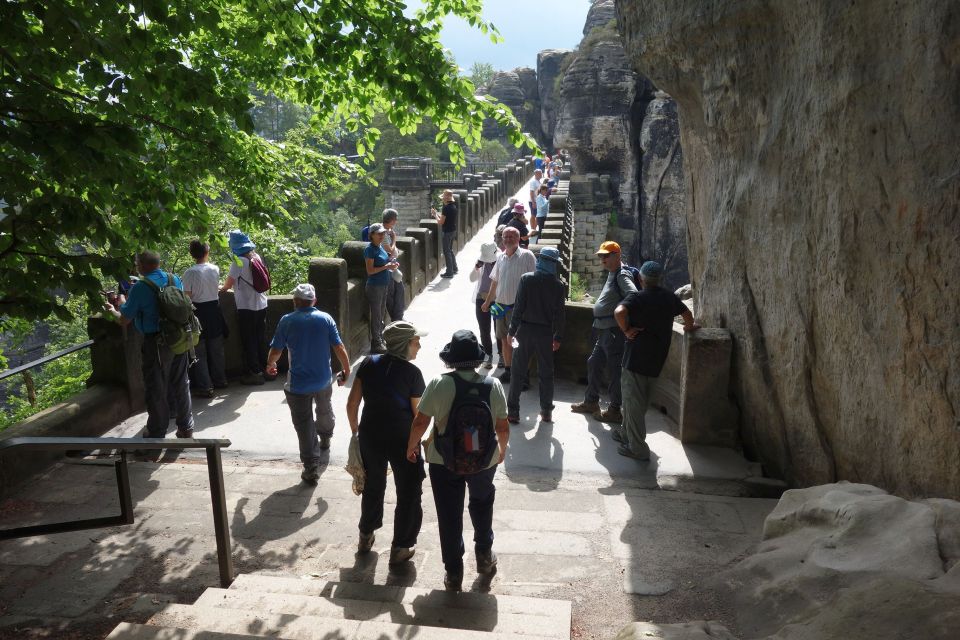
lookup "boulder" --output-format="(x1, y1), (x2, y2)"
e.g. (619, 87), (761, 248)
(615, 0), (960, 497)
(718, 483), (960, 639)
(537, 49), (572, 146)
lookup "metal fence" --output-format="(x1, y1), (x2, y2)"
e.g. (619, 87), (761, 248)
(430, 161), (503, 183)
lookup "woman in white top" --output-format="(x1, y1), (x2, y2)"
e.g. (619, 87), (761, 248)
(469, 242), (499, 368)
(221, 230), (270, 385)
(181, 240), (228, 396)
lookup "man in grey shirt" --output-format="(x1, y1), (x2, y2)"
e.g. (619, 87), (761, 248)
(570, 241), (637, 424)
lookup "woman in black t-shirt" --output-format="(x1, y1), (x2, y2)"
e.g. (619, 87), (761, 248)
(346, 320), (427, 564)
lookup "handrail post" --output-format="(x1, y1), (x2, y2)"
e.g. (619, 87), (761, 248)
(205, 445), (234, 587)
(116, 451), (134, 525)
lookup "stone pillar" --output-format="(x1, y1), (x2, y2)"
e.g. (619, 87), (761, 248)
(395, 236), (422, 302)
(308, 257), (350, 373)
(383, 157), (432, 236)
(406, 227), (436, 281)
(679, 328), (740, 448)
(88, 316), (144, 412)
(420, 218), (443, 276)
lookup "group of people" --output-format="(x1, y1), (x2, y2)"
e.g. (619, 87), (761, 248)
(104, 164), (699, 593)
(102, 230), (277, 440)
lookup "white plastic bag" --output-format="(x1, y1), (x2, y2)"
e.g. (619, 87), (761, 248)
(344, 433), (365, 495)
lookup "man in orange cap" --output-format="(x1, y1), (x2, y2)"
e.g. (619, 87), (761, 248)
(570, 241), (637, 423)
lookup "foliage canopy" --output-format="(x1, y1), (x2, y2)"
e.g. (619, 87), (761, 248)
(0, 0), (533, 320)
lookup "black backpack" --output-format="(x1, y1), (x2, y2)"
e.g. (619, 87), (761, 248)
(434, 373), (498, 474)
(614, 263), (643, 297)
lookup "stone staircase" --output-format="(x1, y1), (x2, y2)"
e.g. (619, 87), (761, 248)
(105, 573), (572, 639)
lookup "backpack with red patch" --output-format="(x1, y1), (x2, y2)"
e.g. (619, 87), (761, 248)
(434, 373), (498, 474)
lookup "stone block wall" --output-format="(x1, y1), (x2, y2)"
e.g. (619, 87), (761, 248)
(384, 188), (432, 237)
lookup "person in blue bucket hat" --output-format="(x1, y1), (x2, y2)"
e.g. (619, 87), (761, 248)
(505, 246), (566, 423)
(221, 230), (271, 384)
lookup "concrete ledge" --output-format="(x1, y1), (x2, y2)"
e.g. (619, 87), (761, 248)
(0, 384), (131, 497)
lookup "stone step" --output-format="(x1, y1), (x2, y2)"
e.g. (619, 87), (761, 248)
(107, 622), (255, 639)
(192, 586), (570, 638)
(230, 573), (572, 620)
(146, 603), (557, 640)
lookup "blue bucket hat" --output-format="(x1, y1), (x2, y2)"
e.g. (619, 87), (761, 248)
(228, 230), (256, 256)
(640, 261), (664, 278)
(538, 247), (560, 263)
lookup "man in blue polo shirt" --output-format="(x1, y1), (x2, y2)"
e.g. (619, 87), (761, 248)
(104, 250), (194, 439)
(266, 284), (352, 484)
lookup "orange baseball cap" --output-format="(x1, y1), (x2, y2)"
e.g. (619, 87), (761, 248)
(596, 241), (621, 255)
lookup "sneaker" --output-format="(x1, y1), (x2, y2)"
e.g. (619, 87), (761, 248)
(593, 406), (623, 424)
(611, 429), (627, 444)
(617, 443), (650, 461)
(241, 373), (265, 386)
(476, 550), (498, 575)
(301, 466), (320, 485)
(570, 401), (601, 414)
(175, 428), (194, 439)
(507, 414), (520, 424)
(358, 531), (376, 553)
(540, 411), (552, 423)
(389, 546), (416, 565)
(440, 272), (455, 279)
(497, 369), (511, 384)
(444, 571), (463, 592)
(319, 435), (331, 451)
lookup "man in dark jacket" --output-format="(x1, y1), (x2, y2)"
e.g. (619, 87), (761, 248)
(432, 189), (458, 278)
(614, 261), (700, 459)
(506, 247), (566, 423)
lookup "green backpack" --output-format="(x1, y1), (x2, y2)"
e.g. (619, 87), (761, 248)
(142, 273), (201, 359)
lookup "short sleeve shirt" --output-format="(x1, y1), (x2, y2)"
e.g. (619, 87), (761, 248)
(228, 255), (268, 311)
(181, 262), (220, 303)
(119, 270), (182, 335)
(364, 243), (391, 286)
(620, 287), (688, 377)
(528, 177), (541, 194)
(490, 248), (537, 305)
(419, 370), (507, 470)
(269, 307), (342, 394)
(356, 355), (425, 444)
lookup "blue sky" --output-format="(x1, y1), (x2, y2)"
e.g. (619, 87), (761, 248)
(416, 0), (592, 73)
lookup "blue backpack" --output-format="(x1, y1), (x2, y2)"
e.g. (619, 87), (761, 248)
(361, 225), (370, 242)
(434, 373), (498, 475)
(613, 264), (643, 297)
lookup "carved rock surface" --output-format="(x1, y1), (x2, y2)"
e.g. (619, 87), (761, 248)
(639, 91), (688, 289)
(537, 49), (572, 146)
(615, 0), (960, 497)
(718, 483), (960, 639)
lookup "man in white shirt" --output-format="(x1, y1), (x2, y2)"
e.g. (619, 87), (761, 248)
(527, 169), (543, 232)
(480, 227), (536, 384)
(181, 240), (227, 396)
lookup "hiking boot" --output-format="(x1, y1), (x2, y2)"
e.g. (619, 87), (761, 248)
(175, 428), (194, 439)
(570, 400), (601, 414)
(507, 414), (520, 424)
(191, 388), (214, 398)
(476, 550), (498, 575)
(482, 355), (494, 369)
(617, 443), (650, 461)
(611, 428), (627, 444)
(241, 373), (265, 386)
(496, 357), (505, 369)
(389, 546), (416, 565)
(593, 406), (623, 424)
(440, 272), (455, 279)
(301, 466), (320, 485)
(497, 369), (511, 384)
(540, 410), (552, 423)
(444, 570), (463, 592)
(358, 531), (376, 553)
(319, 435), (331, 450)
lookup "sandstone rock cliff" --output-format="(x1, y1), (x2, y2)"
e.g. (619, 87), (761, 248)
(616, 0), (960, 497)
(484, 69), (542, 147)
(536, 49), (572, 147)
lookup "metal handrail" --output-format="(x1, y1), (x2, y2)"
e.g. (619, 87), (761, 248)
(0, 339), (95, 381)
(0, 436), (235, 586)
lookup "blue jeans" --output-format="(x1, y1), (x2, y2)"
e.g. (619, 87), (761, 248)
(428, 463), (497, 574)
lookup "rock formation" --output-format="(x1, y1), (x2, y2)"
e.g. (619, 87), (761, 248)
(615, 0), (960, 497)
(717, 483), (960, 639)
(536, 49), (572, 147)
(483, 68), (542, 147)
(553, 0), (688, 292)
